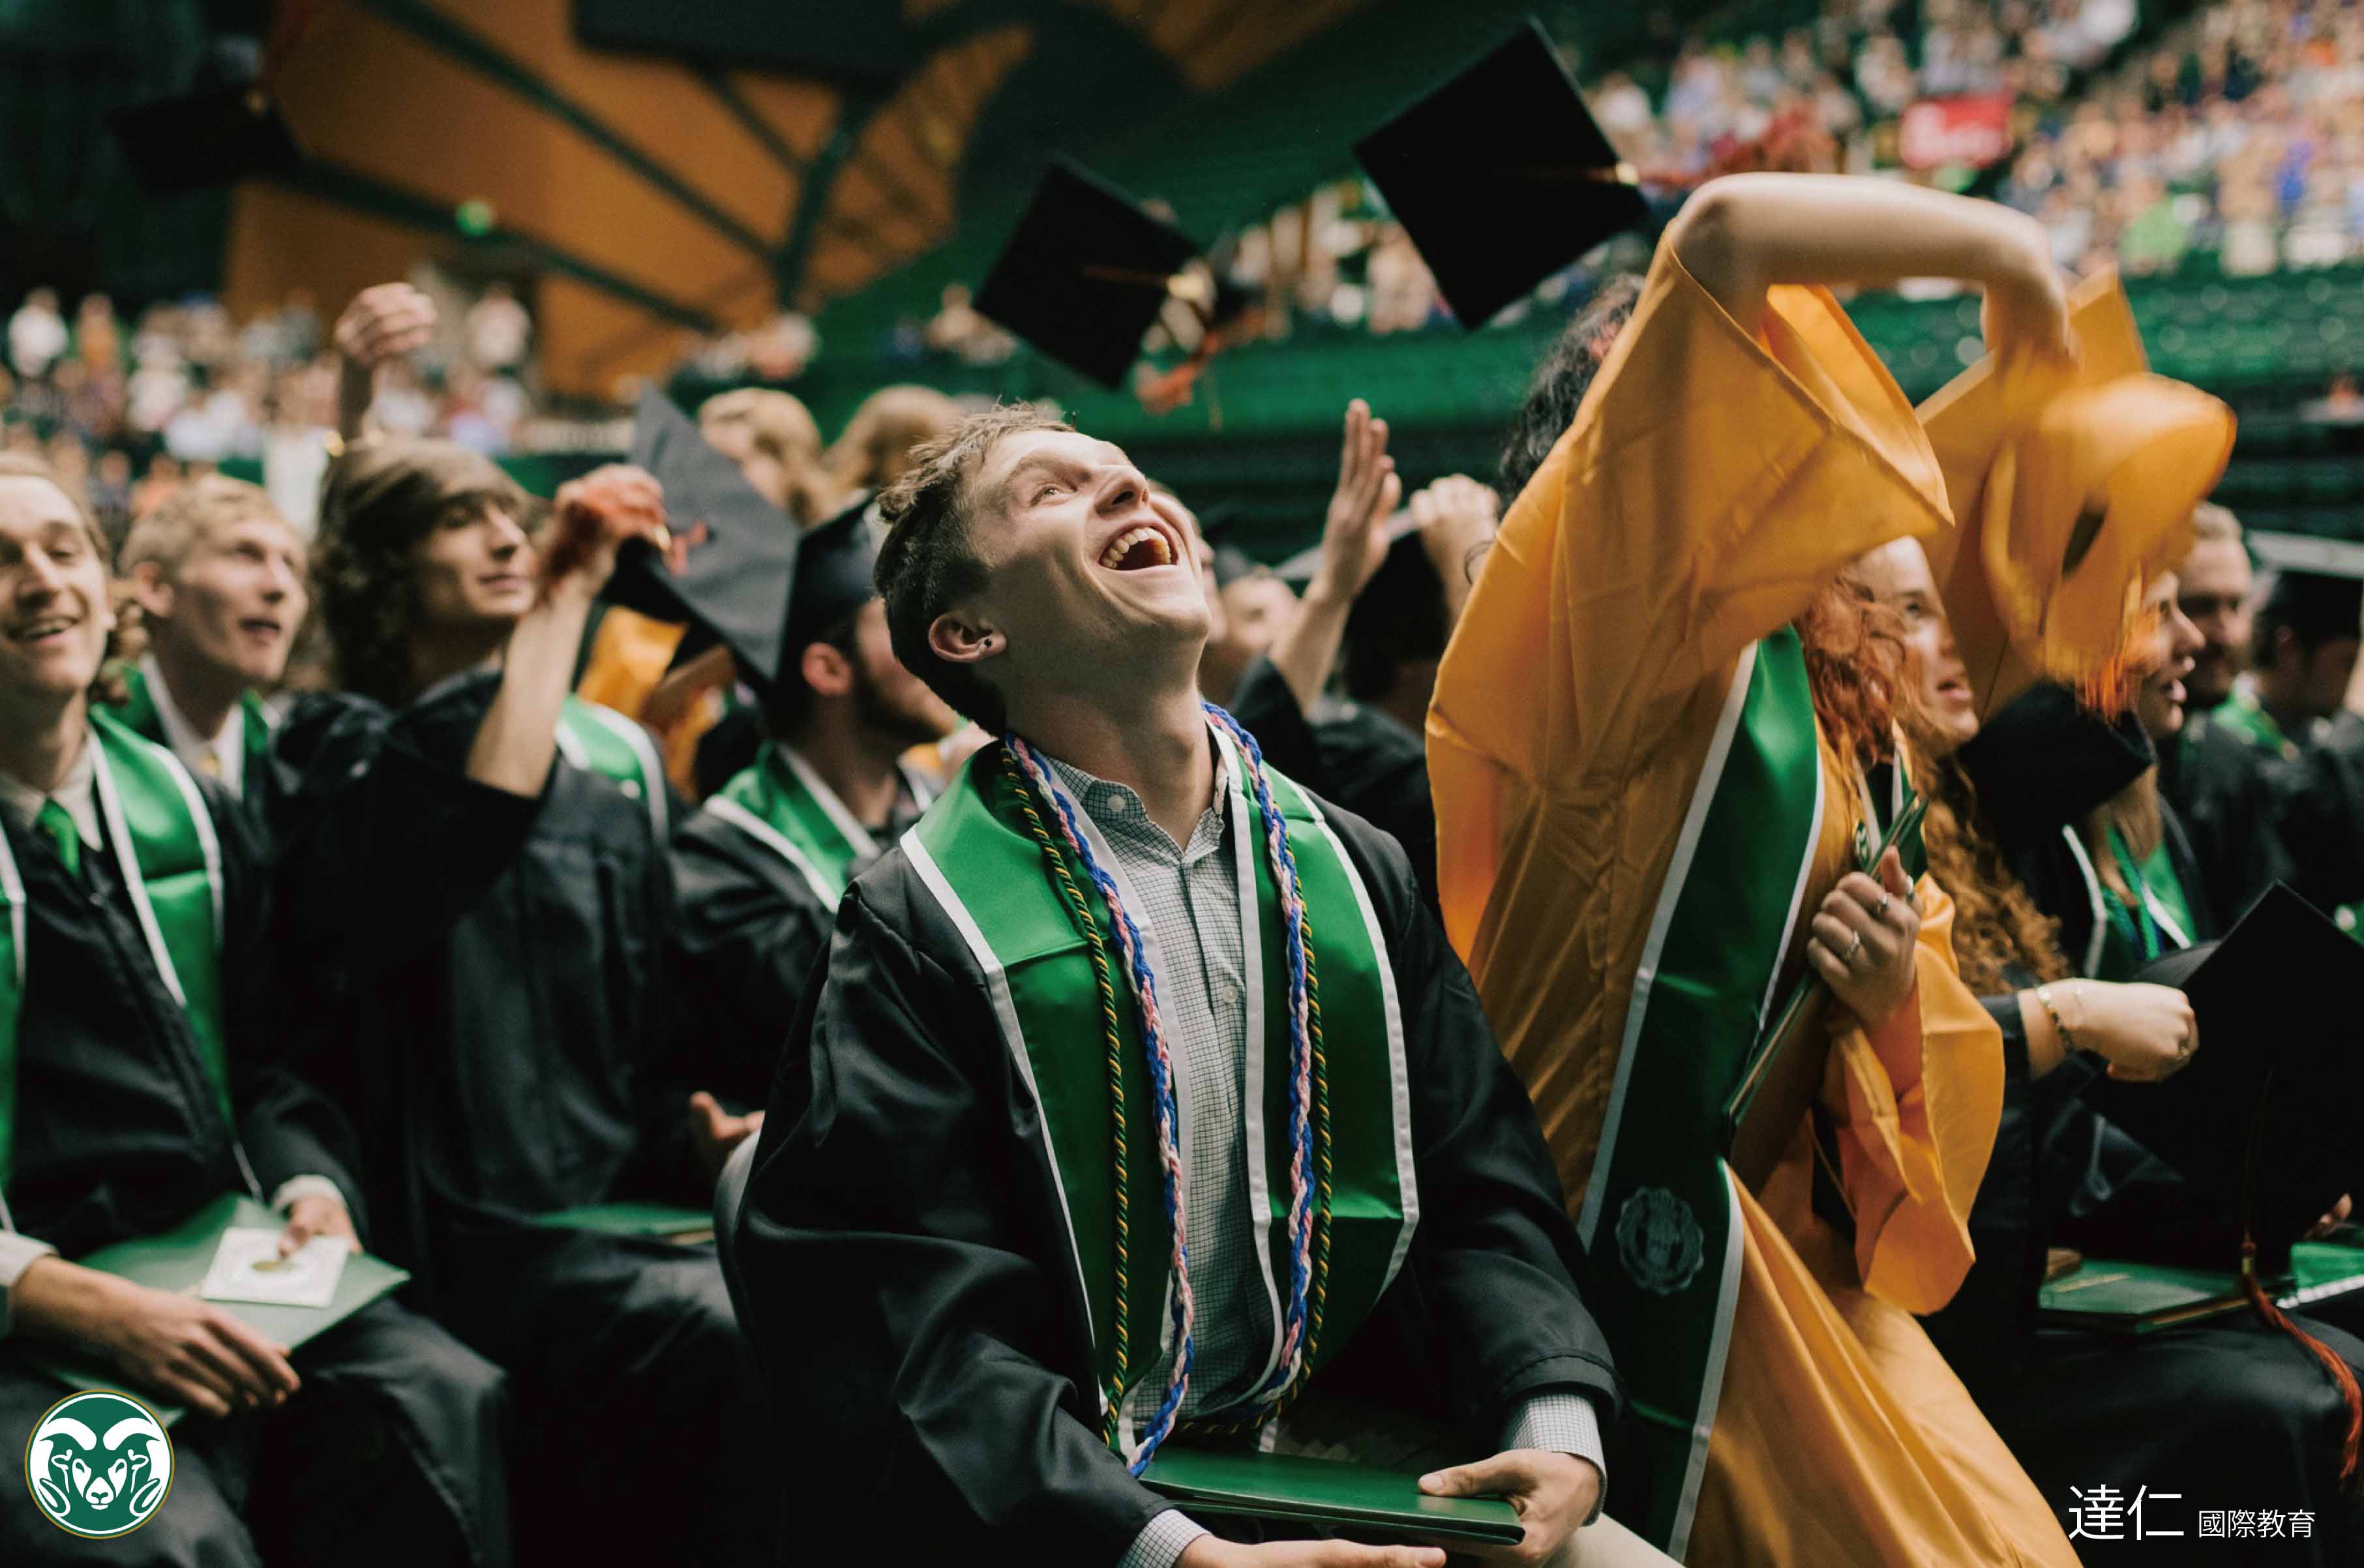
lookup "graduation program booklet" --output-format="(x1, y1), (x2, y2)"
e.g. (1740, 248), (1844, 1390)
(2037, 1239), (2364, 1334)
(1143, 1447), (1525, 1546)
(17, 1193), (409, 1424)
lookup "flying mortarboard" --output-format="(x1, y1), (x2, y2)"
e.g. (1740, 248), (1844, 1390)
(973, 161), (1205, 389)
(2085, 886), (2364, 1271)
(1353, 18), (1649, 329)
(109, 83), (304, 194)
(605, 389), (798, 688)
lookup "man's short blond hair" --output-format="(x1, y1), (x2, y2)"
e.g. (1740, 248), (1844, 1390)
(119, 473), (294, 580)
(2189, 500), (2243, 546)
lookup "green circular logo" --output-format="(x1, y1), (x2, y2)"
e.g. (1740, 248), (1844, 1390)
(24, 1391), (173, 1539)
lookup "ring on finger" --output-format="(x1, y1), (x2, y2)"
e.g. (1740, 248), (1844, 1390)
(1842, 931), (1865, 965)
(1873, 892), (1892, 922)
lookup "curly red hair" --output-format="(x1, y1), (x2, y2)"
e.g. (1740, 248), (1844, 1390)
(1798, 576), (1905, 773)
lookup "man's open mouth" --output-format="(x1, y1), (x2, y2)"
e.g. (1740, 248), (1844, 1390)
(1098, 525), (1176, 572)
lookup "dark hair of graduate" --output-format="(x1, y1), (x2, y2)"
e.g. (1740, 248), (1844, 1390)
(1496, 273), (1644, 507)
(873, 403), (1072, 736)
(313, 436), (534, 707)
(0, 452), (145, 706)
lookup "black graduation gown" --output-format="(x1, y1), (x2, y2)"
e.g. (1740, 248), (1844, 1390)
(666, 778), (923, 1114)
(266, 672), (769, 1567)
(736, 790), (1621, 1565)
(0, 780), (508, 1568)
(1928, 689), (2364, 1564)
(1223, 655), (1439, 911)
(2270, 709), (2364, 919)
(2159, 713), (2297, 933)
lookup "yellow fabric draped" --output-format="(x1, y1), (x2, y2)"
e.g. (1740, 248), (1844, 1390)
(575, 605), (710, 797)
(1428, 239), (2077, 1566)
(1917, 270), (2235, 717)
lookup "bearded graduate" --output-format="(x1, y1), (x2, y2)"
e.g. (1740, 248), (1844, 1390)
(736, 406), (1676, 1568)
(266, 443), (770, 1563)
(0, 454), (509, 1567)
(669, 501), (957, 1112)
(1428, 173), (2087, 1565)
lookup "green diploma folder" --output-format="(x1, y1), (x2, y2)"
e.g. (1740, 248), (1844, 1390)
(1142, 1447), (1525, 1546)
(2038, 1241), (2364, 1333)
(19, 1194), (410, 1424)
(527, 1202), (714, 1243)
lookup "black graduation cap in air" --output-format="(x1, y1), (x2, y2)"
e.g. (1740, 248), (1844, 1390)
(110, 83), (304, 194)
(974, 160), (1204, 389)
(2085, 885), (2364, 1271)
(603, 389), (798, 688)
(1353, 17), (1649, 328)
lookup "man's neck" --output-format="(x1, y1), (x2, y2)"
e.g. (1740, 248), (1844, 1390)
(2254, 680), (2313, 741)
(1015, 680), (1213, 845)
(0, 689), (87, 795)
(784, 711), (908, 831)
(149, 636), (245, 740)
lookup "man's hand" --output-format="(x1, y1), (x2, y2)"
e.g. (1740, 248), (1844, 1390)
(1409, 475), (1499, 627)
(334, 282), (437, 440)
(543, 464), (668, 600)
(1806, 848), (1923, 1032)
(1311, 400), (1401, 607)
(1176, 1537), (1444, 1568)
(335, 282), (438, 372)
(688, 1091), (765, 1182)
(278, 1193), (361, 1258)
(2308, 1194), (2354, 1241)
(85, 1277), (301, 1419)
(1420, 1449), (1602, 1565)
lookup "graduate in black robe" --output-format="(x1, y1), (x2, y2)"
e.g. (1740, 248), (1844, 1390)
(669, 501), (955, 1112)
(0, 453), (508, 1567)
(738, 411), (1644, 1568)
(269, 439), (770, 1565)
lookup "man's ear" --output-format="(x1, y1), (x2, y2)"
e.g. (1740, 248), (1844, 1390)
(800, 640), (854, 699)
(929, 608), (1001, 670)
(127, 560), (173, 625)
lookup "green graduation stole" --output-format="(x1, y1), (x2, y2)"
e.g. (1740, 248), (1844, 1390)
(0, 709), (231, 1192)
(1576, 629), (1827, 1558)
(902, 725), (1415, 1463)
(705, 743), (933, 906)
(556, 695), (668, 840)
(112, 663), (276, 788)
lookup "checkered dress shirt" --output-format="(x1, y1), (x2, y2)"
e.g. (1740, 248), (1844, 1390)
(1040, 741), (1605, 1568)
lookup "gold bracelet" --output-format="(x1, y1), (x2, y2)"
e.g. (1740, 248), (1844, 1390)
(2035, 983), (2081, 1054)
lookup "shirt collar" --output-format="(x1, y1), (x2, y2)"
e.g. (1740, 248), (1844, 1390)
(142, 653), (244, 792)
(0, 728), (100, 849)
(1041, 721), (1234, 848)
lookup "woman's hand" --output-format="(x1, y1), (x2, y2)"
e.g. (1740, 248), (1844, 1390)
(1978, 232), (2075, 364)
(2070, 981), (2198, 1082)
(542, 464), (668, 599)
(1807, 846), (1922, 1031)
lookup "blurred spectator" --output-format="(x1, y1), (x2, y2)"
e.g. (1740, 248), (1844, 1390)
(464, 281), (531, 372)
(8, 288), (67, 378)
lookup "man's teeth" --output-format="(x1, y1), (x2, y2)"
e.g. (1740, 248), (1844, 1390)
(11, 617), (72, 640)
(1098, 525), (1173, 570)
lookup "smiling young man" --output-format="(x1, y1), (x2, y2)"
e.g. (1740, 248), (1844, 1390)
(0, 454), (510, 1567)
(738, 407), (1663, 1568)
(113, 473), (306, 801)
(269, 441), (770, 1563)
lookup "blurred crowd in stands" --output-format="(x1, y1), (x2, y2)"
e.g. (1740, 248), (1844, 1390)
(2, 280), (539, 543)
